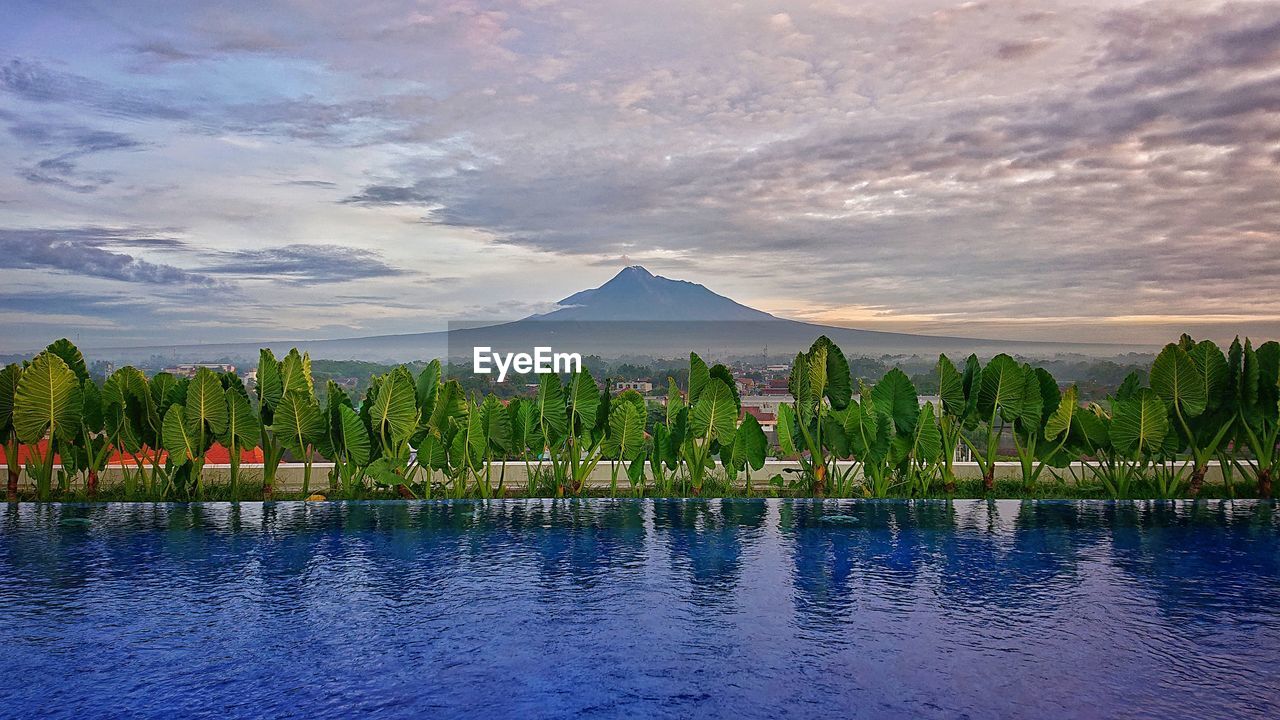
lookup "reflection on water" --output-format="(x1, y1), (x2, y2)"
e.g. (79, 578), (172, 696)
(1, 500), (1277, 720)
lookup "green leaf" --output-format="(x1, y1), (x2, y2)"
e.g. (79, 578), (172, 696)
(650, 423), (668, 475)
(338, 404), (371, 465)
(567, 370), (599, 432)
(429, 379), (465, 433)
(274, 390), (324, 457)
(710, 364), (741, 413)
(256, 348), (283, 414)
(977, 354), (1025, 422)
(1031, 367), (1058, 425)
(1151, 343), (1208, 417)
(821, 337), (852, 410)
(415, 359), (441, 419)
(937, 354), (964, 416)
(688, 353), (710, 405)
(961, 354), (982, 420)
(1110, 388), (1169, 457)
(536, 373), (569, 444)
(665, 377), (684, 426)
(368, 367), (418, 444)
(417, 432), (448, 470)
(870, 368), (918, 435)
(776, 402), (798, 456)
(481, 394), (511, 452)
(0, 364), (20, 437)
(279, 349), (313, 399)
(44, 339), (89, 383)
(223, 387), (261, 449)
(732, 413), (768, 471)
(1187, 340), (1229, 413)
(150, 373), (177, 417)
(80, 378), (103, 433)
(806, 340), (828, 401)
(844, 396), (891, 463)
(162, 404), (197, 466)
(1115, 371), (1143, 403)
(1014, 364), (1045, 430)
(789, 351), (815, 423)
(691, 378), (737, 443)
(184, 367), (229, 439)
(508, 397), (533, 456)
(605, 401), (646, 461)
(1045, 385), (1078, 441)
(910, 403), (942, 463)
(464, 405), (487, 466)
(13, 352), (82, 444)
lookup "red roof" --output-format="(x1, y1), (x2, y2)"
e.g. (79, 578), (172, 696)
(743, 407), (776, 422)
(0, 440), (265, 466)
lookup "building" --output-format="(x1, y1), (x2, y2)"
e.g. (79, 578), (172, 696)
(759, 378), (790, 396)
(614, 380), (654, 394)
(741, 395), (786, 416)
(743, 406), (776, 433)
(331, 376), (361, 392)
(162, 363), (236, 378)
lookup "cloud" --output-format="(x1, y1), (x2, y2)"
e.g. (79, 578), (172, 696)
(280, 179), (338, 188)
(8, 121), (144, 191)
(200, 244), (409, 284)
(0, 227), (230, 290)
(995, 38), (1052, 60)
(0, 57), (186, 120)
(127, 40), (202, 63)
(0, 291), (153, 318)
(5, 1), (1280, 346)
(341, 183), (441, 206)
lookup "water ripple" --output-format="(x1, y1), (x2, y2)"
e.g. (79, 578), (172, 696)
(0, 500), (1277, 719)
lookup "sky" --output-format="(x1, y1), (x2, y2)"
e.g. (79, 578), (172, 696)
(2, 0), (1279, 351)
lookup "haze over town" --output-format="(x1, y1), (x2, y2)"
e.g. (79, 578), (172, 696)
(3, 0), (1278, 350)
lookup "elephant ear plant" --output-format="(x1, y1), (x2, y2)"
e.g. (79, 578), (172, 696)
(603, 389), (647, 496)
(778, 337), (852, 495)
(364, 366), (419, 498)
(648, 377), (686, 495)
(965, 353), (1044, 493)
(1235, 339), (1280, 498)
(1, 364), (22, 502)
(1082, 377), (1171, 498)
(162, 367), (229, 498)
(723, 412), (768, 495)
(1150, 337), (1234, 496)
(41, 339), (106, 498)
(685, 354), (739, 495)
(221, 380), (260, 499)
(543, 369), (604, 496)
(13, 349), (83, 501)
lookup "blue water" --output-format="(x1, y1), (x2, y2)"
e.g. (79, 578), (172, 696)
(1, 500), (1277, 719)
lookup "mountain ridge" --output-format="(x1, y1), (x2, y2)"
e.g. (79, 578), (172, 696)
(74, 266), (1144, 363)
(533, 265), (777, 322)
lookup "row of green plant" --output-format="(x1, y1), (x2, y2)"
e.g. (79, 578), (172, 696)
(773, 334), (1277, 499)
(0, 334), (1276, 501)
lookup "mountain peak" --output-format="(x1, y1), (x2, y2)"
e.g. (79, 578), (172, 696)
(537, 267), (778, 322)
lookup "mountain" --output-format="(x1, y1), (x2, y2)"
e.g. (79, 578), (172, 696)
(534, 265), (777, 321)
(81, 266), (1142, 363)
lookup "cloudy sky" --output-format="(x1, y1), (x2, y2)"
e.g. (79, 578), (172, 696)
(2, 0), (1278, 351)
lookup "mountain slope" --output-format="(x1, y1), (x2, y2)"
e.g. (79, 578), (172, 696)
(535, 266), (777, 321)
(81, 266), (1140, 363)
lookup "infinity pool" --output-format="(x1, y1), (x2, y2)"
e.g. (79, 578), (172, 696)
(1, 500), (1277, 719)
